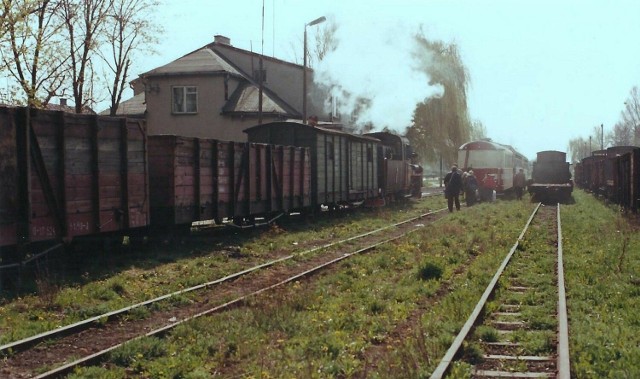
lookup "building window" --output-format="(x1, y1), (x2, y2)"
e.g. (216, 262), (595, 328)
(172, 86), (198, 114)
(367, 146), (373, 162)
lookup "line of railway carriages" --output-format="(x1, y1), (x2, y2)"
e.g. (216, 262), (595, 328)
(0, 107), (423, 265)
(574, 145), (640, 212)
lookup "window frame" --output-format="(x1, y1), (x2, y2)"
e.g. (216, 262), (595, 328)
(172, 85), (198, 114)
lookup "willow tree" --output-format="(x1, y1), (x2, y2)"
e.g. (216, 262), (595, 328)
(406, 35), (471, 166)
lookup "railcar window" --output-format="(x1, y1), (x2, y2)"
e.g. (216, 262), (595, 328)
(172, 86), (198, 114)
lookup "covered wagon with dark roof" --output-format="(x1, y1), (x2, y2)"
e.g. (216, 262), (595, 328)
(244, 121), (381, 209)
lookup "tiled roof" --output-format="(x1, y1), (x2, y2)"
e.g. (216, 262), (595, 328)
(99, 92), (146, 116)
(142, 48), (240, 76)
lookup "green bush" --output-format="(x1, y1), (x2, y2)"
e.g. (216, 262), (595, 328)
(417, 262), (443, 281)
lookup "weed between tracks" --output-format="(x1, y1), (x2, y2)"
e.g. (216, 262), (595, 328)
(66, 199), (533, 378)
(0, 198), (440, 345)
(5, 190), (640, 378)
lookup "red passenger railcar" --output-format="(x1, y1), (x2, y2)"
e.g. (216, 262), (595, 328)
(148, 135), (311, 226)
(0, 107), (149, 251)
(457, 139), (529, 200)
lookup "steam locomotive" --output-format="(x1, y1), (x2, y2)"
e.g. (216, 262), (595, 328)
(528, 150), (573, 202)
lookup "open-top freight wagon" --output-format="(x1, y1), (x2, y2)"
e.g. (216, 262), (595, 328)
(612, 147), (640, 212)
(576, 146), (640, 212)
(0, 107), (149, 258)
(148, 135), (311, 228)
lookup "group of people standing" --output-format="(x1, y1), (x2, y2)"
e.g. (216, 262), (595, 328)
(443, 165), (527, 212)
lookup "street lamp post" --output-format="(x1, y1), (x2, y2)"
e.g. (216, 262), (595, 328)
(303, 16), (326, 124)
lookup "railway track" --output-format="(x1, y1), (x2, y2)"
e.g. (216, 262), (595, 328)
(1, 205), (447, 378)
(430, 203), (570, 378)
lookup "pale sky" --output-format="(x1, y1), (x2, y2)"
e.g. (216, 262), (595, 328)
(129, 0), (640, 160)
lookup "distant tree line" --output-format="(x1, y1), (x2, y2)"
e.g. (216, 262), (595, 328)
(0, 0), (161, 115)
(568, 86), (640, 163)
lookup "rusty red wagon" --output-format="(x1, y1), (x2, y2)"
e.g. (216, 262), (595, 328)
(0, 107), (149, 254)
(147, 135), (311, 227)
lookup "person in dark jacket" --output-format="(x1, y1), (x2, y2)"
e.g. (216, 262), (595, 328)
(513, 168), (526, 200)
(465, 170), (478, 206)
(444, 165), (463, 212)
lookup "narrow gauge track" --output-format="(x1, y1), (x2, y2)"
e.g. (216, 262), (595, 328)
(430, 203), (570, 379)
(1, 206), (447, 378)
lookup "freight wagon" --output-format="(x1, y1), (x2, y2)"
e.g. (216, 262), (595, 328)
(0, 107), (149, 255)
(1, 109), (421, 267)
(245, 121), (383, 209)
(612, 147), (640, 212)
(577, 146), (640, 213)
(148, 135), (311, 227)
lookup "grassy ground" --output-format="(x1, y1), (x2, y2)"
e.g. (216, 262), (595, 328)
(561, 190), (640, 378)
(68, 198), (536, 378)
(4, 190), (640, 378)
(0, 196), (445, 344)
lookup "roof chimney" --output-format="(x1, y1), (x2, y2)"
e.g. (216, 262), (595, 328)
(214, 35), (231, 45)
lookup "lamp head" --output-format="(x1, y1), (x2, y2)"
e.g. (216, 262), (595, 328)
(307, 16), (326, 27)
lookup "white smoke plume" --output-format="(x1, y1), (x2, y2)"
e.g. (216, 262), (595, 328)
(314, 15), (444, 133)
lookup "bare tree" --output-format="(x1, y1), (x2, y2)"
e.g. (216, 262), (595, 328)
(1, 0), (67, 107)
(609, 121), (633, 146)
(287, 19), (336, 67)
(567, 124), (609, 163)
(620, 86), (640, 145)
(59, 0), (112, 113)
(567, 137), (591, 163)
(312, 20), (337, 66)
(100, 0), (161, 116)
